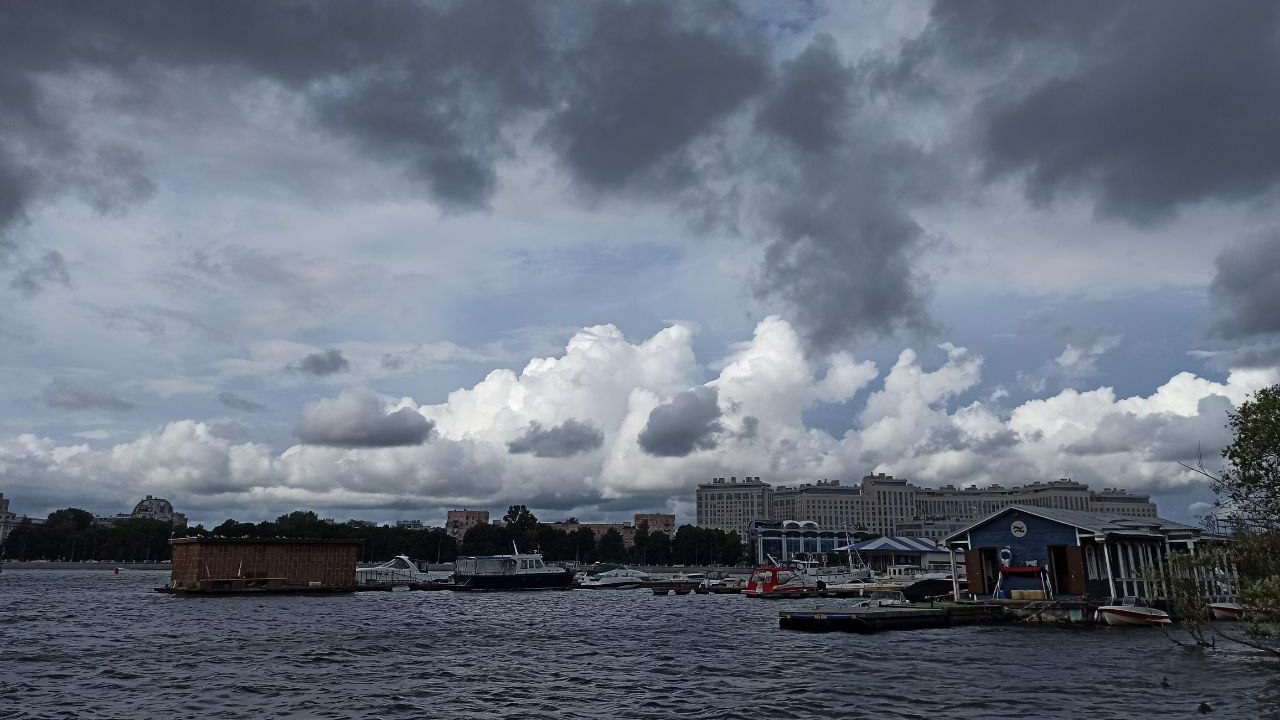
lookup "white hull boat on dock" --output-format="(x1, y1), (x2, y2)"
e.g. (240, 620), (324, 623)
(1095, 604), (1172, 626)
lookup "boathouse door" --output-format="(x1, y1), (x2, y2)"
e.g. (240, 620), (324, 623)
(1050, 546), (1087, 596)
(964, 549), (986, 596)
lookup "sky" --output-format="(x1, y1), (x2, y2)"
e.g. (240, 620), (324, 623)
(2, 0), (1279, 529)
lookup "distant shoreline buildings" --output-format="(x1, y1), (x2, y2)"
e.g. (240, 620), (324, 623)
(696, 472), (1157, 540)
(94, 495), (188, 528)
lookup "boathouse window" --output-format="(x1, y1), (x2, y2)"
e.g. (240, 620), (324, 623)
(1085, 545), (1101, 580)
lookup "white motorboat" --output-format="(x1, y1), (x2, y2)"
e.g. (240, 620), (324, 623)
(1208, 601), (1245, 621)
(576, 563), (651, 588)
(355, 555), (436, 586)
(1095, 603), (1172, 626)
(851, 590), (911, 608)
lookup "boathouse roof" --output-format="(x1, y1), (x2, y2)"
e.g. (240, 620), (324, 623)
(942, 505), (1199, 545)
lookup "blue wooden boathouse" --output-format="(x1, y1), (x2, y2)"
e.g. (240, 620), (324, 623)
(943, 505), (1208, 601)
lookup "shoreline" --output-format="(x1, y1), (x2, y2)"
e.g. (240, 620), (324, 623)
(2, 561), (171, 571)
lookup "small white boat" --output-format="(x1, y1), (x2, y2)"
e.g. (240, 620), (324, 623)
(355, 555), (436, 586)
(1095, 604), (1172, 626)
(576, 563), (651, 588)
(1208, 601), (1245, 621)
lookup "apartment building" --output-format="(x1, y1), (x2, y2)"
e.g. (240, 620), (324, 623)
(696, 472), (1157, 537)
(446, 509), (490, 541)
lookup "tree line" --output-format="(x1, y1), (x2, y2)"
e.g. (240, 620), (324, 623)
(460, 505), (745, 566)
(2, 504), (745, 567)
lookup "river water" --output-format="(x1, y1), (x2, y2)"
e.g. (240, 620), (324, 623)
(2, 570), (1278, 719)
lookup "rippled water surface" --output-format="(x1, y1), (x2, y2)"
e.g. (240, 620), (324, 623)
(3, 570), (1279, 719)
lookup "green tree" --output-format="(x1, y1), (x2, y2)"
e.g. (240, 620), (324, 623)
(718, 531), (745, 566)
(570, 526), (596, 563)
(460, 522), (511, 555)
(646, 528), (671, 565)
(503, 504), (539, 551)
(1175, 384), (1280, 655)
(597, 528), (625, 562)
(632, 520), (650, 564)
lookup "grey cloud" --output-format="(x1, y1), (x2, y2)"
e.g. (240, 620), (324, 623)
(507, 419), (603, 458)
(40, 378), (135, 411)
(0, 1), (948, 350)
(1065, 395), (1235, 463)
(1194, 342), (1280, 372)
(755, 34), (851, 154)
(751, 35), (938, 351)
(208, 420), (251, 443)
(290, 349), (350, 376)
(916, 2), (1280, 223)
(1208, 232), (1280, 339)
(295, 387), (434, 448)
(738, 415), (759, 441)
(10, 250), (71, 296)
(638, 386), (723, 457)
(545, 1), (767, 192)
(217, 391), (267, 413)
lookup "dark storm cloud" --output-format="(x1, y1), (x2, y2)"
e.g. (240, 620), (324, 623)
(913, 1), (1280, 223)
(40, 378), (135, 411)
(217, 391), (267, 413)
(0, 0), (951, 348)
(1208, 232), (1280, 339)
(545, 1), (767, 192)
(755, 34), (851, 153)
(10, 251), (71, 296)
(638, 386), (723, 457)
(295, 387), (434, 448)
(751, 34), (938, 351)
(507, 419), (604, 458)
(290, 349), (350, 376)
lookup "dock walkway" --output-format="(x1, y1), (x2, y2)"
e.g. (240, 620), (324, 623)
(780, 604), (1007, 633)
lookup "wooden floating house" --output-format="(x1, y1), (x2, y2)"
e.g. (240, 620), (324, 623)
(158, 537), (360, 594)
(942, 505), (1215, 603)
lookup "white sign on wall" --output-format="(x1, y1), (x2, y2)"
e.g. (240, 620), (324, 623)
(1010, 520), (1028, 538)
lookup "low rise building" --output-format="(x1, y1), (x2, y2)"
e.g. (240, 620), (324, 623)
(166, 537), (359, 593)
(395, 520), (425, 530)
(633, 513), (676, 536)
(446, 509), (490, 541)
(745, 520), (869, 565)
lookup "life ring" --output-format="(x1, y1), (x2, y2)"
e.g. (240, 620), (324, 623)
(998, 547), (1013, 567)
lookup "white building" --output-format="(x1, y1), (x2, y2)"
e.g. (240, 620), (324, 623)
(696, 472), (1157, 537)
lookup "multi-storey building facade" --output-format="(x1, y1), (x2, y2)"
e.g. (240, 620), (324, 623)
(696, 473), (1157, 537)
(694, 476), (771, 537)
(446, 509), (490, 541)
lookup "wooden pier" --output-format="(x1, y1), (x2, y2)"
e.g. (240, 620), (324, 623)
(779, 603), (1007, 633)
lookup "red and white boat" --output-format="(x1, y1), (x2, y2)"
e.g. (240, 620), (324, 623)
(1208, 601), (1245, 621)
(1095, 604), (1172, 626)
(744, 565), (820, 598)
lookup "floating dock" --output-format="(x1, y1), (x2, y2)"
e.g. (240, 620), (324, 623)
(779, 603), (1007, 633)
(643, 580), (702, 595)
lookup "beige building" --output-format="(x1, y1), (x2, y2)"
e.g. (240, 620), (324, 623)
(697, 472), (1157, 537)
(446, 509), (490, 541)
(95, 495), (187, 528)
(633, 513), (676, 536)
(694, 476), (771, 537)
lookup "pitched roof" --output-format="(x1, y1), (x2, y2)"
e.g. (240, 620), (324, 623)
(840, 536), (944, 553)
(943, 504), (1199, 544)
